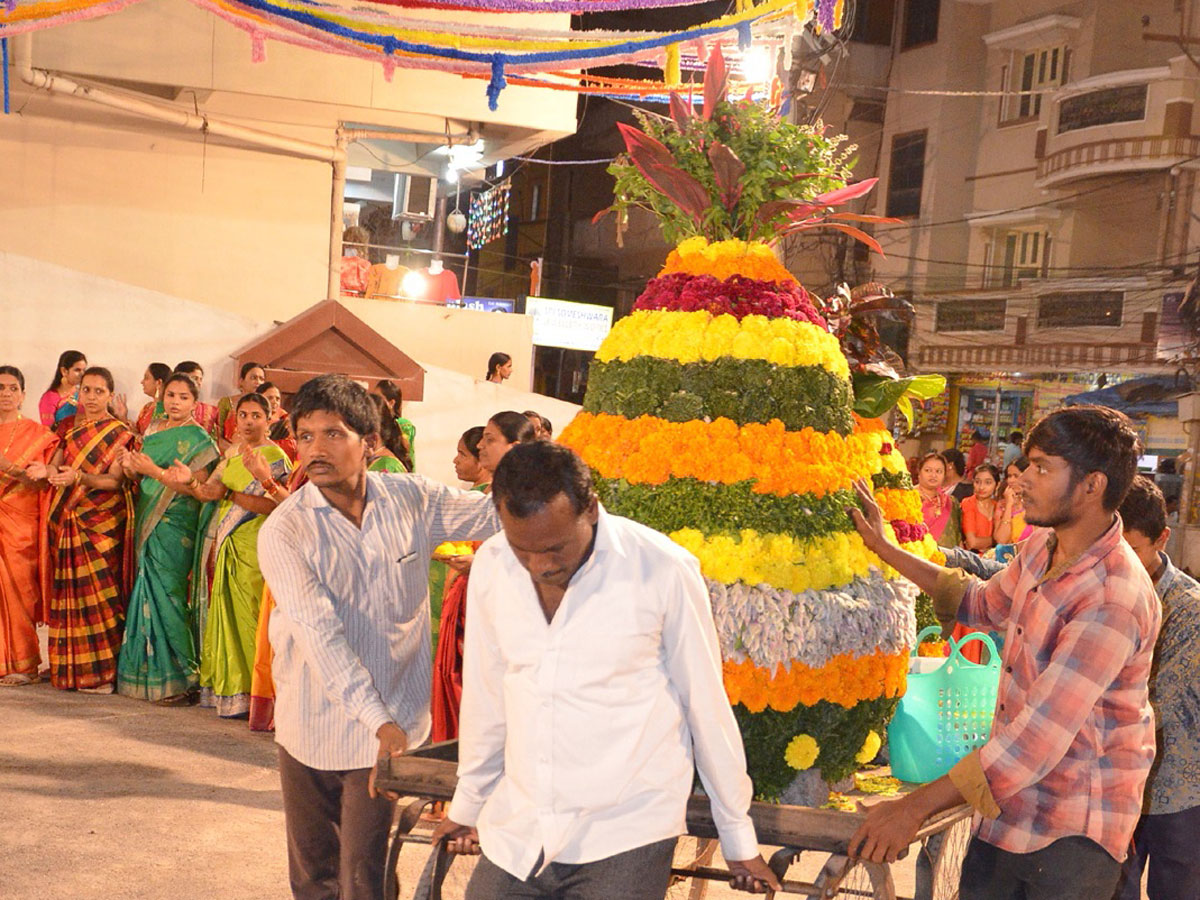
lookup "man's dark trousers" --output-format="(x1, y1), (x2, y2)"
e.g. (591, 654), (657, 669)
(1115, 805), (1200, 900)
(278, 746), (396, 900)
(959, 835), (1120, 900)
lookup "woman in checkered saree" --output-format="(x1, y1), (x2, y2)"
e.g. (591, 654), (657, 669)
(33, 367), (136, 693)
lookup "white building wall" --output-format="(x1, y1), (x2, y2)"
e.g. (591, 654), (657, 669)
(0, 253), (573, 484)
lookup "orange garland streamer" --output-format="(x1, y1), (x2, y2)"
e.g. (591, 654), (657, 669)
(723, 648), (909, 713)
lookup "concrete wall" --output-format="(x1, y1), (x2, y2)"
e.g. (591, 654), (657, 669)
(350, 297), (536, 390)
(0, 251), (274, 419)
(0, 4), (576, 327)
(0, 252), (574, 483)
(404, 363), (580, 487)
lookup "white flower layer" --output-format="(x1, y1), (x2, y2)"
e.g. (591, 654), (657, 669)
(708, 570), (918, 672)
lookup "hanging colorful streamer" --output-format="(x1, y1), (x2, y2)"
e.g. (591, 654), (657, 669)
(0, 0), (147, 37)
(357, 0), (723, 12)
(468, 180), (511, 250)
(0, 0), (843, 111)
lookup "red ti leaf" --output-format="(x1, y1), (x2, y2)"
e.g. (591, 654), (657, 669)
(829, 212), (904, 225)
(707, 141), (745, 212)
(702, 43), (727, 121)
(809, 177), (879, 208)
(784, 220), (887, 256)
(668, 92), (694, 130)
(592, 207), (612, 225)
(755, 199), (821, 226)
(616, 122), (711, 225)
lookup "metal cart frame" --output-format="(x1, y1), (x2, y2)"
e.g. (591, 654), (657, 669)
(376, 743), (973, 900)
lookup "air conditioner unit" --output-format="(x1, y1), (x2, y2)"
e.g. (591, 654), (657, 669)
(393, 174), (437, 220)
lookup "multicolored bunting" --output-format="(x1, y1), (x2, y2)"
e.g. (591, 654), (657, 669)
(467, 180), (510, 250)
(1, 0), (843, 110)
(0, 0), (145, 37)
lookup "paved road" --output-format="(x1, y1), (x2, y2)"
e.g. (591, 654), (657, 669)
(0, 682), (290, 900)
(24, 677), (1134, 900)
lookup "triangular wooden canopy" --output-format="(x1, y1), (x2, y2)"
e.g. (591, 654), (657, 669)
(232, 299), (424, 400)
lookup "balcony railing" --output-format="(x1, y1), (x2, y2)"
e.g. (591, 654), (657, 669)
(1037, 134), (1200, 184)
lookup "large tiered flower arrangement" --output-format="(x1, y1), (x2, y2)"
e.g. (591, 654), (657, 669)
(560, 49), (944, 801)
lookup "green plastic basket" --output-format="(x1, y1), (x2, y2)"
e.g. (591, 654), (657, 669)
(888, 626), (1001, 784)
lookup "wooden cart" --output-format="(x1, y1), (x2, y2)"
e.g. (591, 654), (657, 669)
(376, 743), (973, 900)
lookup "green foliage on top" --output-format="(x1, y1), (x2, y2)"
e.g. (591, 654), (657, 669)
(608, 101), (856, 245)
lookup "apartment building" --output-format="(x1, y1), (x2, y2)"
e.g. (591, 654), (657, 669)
(864, 0), (1198, 379)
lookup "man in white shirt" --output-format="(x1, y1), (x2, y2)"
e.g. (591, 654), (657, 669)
(258, 375), (500, 900)
(433, 441), (780, 897)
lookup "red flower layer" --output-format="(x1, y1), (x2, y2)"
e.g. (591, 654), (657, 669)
(633, 272), (828, 327)
(890, 520), (929, 544)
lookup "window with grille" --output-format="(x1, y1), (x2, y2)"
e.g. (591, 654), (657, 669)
(1001, 46), (1068, 123)
(886, 130), (926, 219)
(936, 299), (1008, 332)
(1036, 291), (1124, 328)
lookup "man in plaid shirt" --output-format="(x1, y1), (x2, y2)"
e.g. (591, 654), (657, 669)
(847, 406), (1161, 900)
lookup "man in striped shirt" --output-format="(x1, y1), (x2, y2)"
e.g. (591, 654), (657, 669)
(847, 406), (1160, 900)
(258, 375), (500, 900)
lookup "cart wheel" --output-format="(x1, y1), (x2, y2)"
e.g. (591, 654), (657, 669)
(410, 842), (481, 900)
(667, 837), (717, 900)
(386, 799), (430, 900)
(928, 816), (972, 900)
(813, 854), (896, 900)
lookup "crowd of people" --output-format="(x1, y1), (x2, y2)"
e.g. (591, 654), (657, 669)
(0, 350), (552, 729)
(6, 354), (1200, 900)
(910, 432), (1035, 557)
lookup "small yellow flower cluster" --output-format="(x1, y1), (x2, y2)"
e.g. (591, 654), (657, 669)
(660, 237), (800, 285)
(669, 527), (878, 594)
(855, 730), (882, 765)
(784, 734), (820, 770)
(595, 309), (851, 380)
(724, 648), (909, 713)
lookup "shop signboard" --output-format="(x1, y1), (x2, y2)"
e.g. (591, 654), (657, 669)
(525, 296), (614, 352)
(459, 296), (515, 313)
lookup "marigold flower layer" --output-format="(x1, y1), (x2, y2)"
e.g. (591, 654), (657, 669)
(559, 412), (907, 498)
(661, 236), (799, 285)
(595, 310), (851, 380)
(723, 648), (909, 713)
(670, 526), (940, 594)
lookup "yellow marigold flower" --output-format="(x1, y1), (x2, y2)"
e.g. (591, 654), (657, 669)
(661, 237), (800, 285)
(856, 730), (882, 765)
(784, 734), (821, 770)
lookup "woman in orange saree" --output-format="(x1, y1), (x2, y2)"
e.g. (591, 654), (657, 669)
(33, 368), (135, 693)
(0, 366), (58, 686)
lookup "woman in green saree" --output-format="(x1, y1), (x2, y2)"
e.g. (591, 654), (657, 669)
(115, 373), (220, 703)
(181, 392), (291, 717)
(372, 379), (415, 471)
(367, 393), (410, 474)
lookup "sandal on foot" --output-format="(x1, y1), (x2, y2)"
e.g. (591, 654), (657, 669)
(0, 673), (39, 687)
(79, 683), (115, 695)
(156, 691), (199, 707)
